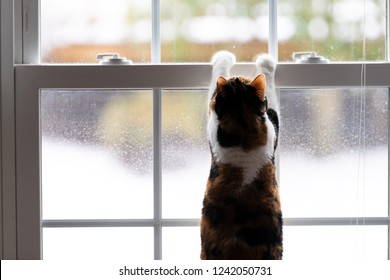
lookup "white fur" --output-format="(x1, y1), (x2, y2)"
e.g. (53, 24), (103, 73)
(208, 51), (236, 103)
(208, 111), (276, 185)
(256, 54), (279, 114)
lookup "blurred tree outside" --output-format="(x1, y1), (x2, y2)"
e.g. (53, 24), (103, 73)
(42, 0), (386, 63)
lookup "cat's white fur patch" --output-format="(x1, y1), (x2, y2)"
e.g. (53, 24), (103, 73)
(256, 54), (279, 114)
(208, 51), (236, 103)
(208, 111), (276, 185)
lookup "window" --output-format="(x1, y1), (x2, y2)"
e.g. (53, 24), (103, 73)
(278, 0), (387, 61)
(41, 90), (154, 220)
(280, 88), (388, 218)
(1, 0), (389, 261)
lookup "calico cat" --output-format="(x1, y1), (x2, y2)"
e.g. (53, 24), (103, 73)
(200, 51), (282, 260)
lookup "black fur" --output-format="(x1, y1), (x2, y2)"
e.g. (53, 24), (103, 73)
(202, 198), (225, 228)
(237, 226), (281, 247)
(267, 108), (279, 150)
(217, 125), (240, 147)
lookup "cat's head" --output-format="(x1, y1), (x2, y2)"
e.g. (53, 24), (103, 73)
(209, 74), (269, 150)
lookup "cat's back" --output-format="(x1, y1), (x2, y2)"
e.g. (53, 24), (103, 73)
(201, 52), (282, 260)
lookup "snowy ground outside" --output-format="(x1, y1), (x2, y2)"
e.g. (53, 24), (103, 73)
(41, 138), (388, 260)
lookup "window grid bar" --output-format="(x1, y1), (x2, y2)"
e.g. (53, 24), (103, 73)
(388, 88), (390, 260)
(153, 88), (162, 260)
(151, 0), (161, 64)
(151, 0), (162, 260)
(268, 0), (278, 60)
(387, 0), (390, 61)
(41, 217), (390, 228)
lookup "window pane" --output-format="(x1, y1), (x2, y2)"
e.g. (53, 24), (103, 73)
(280, 88), (388, 217)
(283, 226), (388, 260)
(162, 90), (209, 218)
(41, 0), (151, 63)
(41, 90), (153, 219)
(161, 0), (268, 62)
(43, 227), (153, 260)
(163, 227), (201, 260)
(163, 226), (388, 260)
(278, 0), (386, 62)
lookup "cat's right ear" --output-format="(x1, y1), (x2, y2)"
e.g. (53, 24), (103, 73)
(216, 76), (228, 88)
(250, 74), (266, 101)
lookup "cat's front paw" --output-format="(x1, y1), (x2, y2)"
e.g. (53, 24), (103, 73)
(255, 54), (276, 74)
(211, 51), (236, 72)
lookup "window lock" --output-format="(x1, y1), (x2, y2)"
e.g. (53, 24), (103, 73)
(292, 52), (329, 63)
(96, 53), (132, 65)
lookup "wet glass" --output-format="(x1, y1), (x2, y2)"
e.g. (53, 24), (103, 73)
(279, 88), (388, 217)
(41, 0), (269, 63)
(40, 0), (151, 63)
(40, 89), (153, 219)
(160, 0), (268, 62)
(278, 0), (386, 62)
(162, 90), (209, 218)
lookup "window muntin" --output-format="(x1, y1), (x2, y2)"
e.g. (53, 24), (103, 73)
(280, 88), (388, 217)
(41, 89), (153, 219)
(278, 0), (386, 62)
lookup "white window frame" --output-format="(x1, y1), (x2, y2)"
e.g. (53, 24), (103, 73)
(1, 0), (389, 260)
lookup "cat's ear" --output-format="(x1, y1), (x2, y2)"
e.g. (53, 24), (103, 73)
(216, 76), (228, 88)
(250, 74), (266, 101)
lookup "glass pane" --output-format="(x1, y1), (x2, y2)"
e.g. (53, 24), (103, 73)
(283, 226), (388, 260)
(279, 0), (386, 62)
(43, 227), (153, 260)
(162, 90), (209, 218)
(163, 225), (387, 260)
(41, 90), (153, 219)
(41, 0), (151, 63)
(161, 0), (268, 62)
(163, 227), (201, 260)
(280, 88), (388, 217)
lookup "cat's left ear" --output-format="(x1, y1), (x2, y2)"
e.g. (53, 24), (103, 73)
(250, 74), (266, 101)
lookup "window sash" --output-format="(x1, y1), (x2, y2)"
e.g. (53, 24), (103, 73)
(14, 63), (390, 260)
(14, 63), (390, 88)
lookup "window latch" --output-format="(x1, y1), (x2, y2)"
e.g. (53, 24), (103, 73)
(96, 53), (132, 65)
(292, 52), (329, 63)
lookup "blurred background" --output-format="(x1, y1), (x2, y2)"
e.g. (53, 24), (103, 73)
(41, 0), (386, 63)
